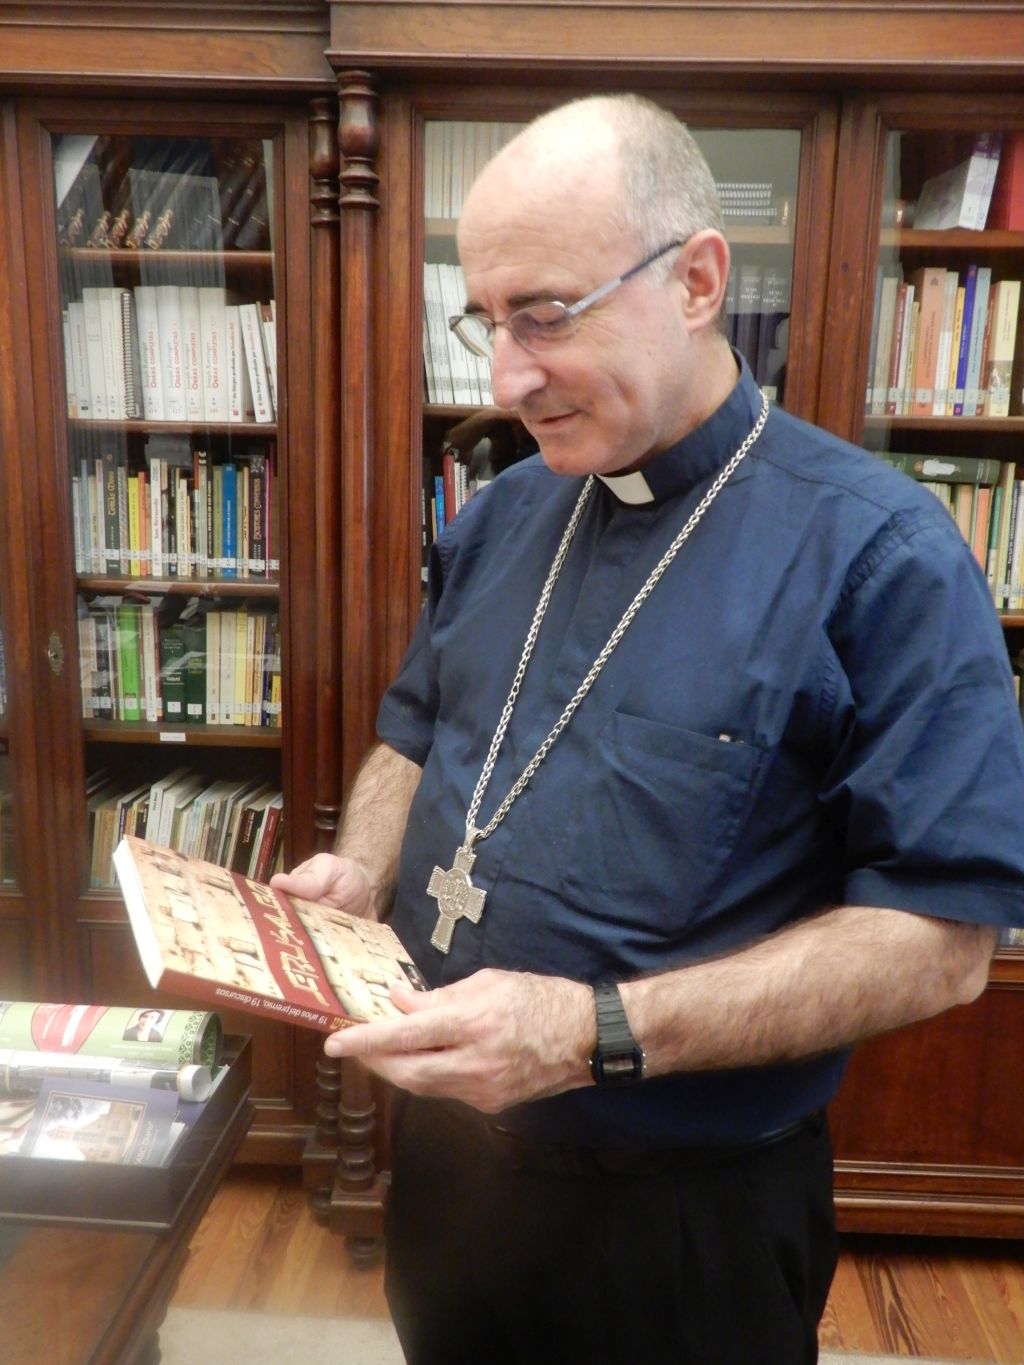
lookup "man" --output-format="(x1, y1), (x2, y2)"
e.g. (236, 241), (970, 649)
(273, 95), (1024, 1364)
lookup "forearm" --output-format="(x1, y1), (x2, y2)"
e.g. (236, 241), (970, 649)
(620, 906), (997, 1078)
(333, 742), (422, 919)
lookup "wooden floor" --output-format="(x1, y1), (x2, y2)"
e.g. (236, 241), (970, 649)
(172, 1166), (1024, 1361)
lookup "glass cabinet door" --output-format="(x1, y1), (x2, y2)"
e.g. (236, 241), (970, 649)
(51, 130), (284, 897)
(419, 116), (802, 556)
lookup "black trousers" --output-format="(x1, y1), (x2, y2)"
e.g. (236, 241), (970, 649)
(385, 1095), (838, 1365)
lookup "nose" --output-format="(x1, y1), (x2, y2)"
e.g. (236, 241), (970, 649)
(489, 329), (547, 411)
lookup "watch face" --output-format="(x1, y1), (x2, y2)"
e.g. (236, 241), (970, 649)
(592, 1048), (645, 1086)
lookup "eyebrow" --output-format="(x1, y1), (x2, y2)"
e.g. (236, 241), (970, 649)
(463, 287), (574, 317)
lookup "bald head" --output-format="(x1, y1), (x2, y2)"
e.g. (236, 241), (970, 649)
(462, 95), (725, 269)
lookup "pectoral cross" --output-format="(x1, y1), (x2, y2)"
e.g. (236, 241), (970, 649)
(427, 842), (487, 954)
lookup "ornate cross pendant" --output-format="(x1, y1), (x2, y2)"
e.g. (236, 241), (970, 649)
(427, 842), (487, 954)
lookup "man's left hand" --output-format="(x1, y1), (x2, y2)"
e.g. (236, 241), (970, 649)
(323, 968), (595, 1112)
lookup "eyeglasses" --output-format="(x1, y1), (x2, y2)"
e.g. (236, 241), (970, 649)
(448, 239), (684, 360)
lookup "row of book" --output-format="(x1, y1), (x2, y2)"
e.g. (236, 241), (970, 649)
(77, 598), (281, 728)
(716, 180), (789, 226)
(911, 131), (1024, 232)
(423, 450), (491, 547)
(62, 285), (277, 425)
(866, 266), (1021, 419)
(878, 453), (1024, 610)
(71, 439), (279, 581)
(57, 136), (271, 253)
(726, 261), (791, 401)
(423, 121), (522, 220)
(87, 766), (283, 890)
(423, 262), (493, 405)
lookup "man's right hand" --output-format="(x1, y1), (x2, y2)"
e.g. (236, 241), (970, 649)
(270, 853), (375, 920)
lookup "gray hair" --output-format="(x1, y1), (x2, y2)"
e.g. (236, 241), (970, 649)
(519, 94), (725, 280)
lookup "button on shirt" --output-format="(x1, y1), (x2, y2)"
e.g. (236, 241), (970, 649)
(377, 361), (1024, 1146)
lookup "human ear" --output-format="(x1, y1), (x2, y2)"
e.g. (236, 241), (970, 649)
(676, 230), (730, 333)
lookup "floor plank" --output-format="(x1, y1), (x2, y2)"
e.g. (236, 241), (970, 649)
(174, 1169), (1024, 1359)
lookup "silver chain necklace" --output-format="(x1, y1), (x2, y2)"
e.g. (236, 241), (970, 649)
(426, 393), (770, 953)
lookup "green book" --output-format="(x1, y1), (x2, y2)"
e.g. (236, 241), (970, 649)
(159, 621), (188, 724)
(181, 614), (207, 725)
(115, 603), (141, 722)
(877, 452), (1002, 485)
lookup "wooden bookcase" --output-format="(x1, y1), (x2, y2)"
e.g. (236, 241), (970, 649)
(0, 13), (344, 1165)
(314, 1), (1024, 1246)
(1, 2), (1023, 1236)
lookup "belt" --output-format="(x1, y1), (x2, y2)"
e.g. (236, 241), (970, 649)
(486, 1109), (824, 1178)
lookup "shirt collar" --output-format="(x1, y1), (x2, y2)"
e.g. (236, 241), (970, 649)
(597, 353), (764, 506)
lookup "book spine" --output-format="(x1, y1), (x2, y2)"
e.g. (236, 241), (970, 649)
(952, 264), (978, 416)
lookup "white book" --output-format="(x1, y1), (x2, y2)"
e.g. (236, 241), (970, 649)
(198, 286), (227, 422)
(422, 265), (453, 402)
(144, 764), (193, 844)
(133, 286), (165, 421)
(931, 270), (960, 416)
(438, 265), (475, 405)
(238, 302), (273, 423)
(155, 285), (186, 421)
(205, 610), (221, 724)
(67, 300), (92, 419)
(149, 456), (163, 578)
(261, 301), (277, 416)
(81, 286), (108, 420)
(61, 308), (76, 417)
(224, 304), (254, 422)
(179, 285), (204, 422)
(893, 283), (916, 416)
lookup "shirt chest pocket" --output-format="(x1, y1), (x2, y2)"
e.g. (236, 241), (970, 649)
(556, 710), (765, 941)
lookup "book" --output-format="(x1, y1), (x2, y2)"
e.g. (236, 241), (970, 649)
(869, 272), (901, 416)
(0, 999), (221, 1068)
(113, 835), (429, 1034)
(962, 266), (992, 416)
(984, 278), (1022, 417)
(876, 452), (1002, 485)
(914, 133), (1001, 230)
(951, 263), (978, 415)
(909, 267), (946, 416)
(987, 131), (1024, 231)
(18, 1077), (186, 1166)
(732, 261), (762, 373)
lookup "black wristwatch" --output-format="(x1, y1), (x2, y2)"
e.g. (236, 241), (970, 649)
(590, 983), (646, 1087)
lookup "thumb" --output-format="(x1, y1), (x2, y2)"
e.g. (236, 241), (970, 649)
(390, 982), (436, 1014)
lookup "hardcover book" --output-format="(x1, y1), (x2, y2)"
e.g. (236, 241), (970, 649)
(113, 835), (428, 1034)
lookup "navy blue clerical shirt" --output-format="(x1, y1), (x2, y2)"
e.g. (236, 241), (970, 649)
(377, 359), (1024, 1146)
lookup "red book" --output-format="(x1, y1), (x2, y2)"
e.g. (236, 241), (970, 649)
(988, 132), (1024, 230)
(113, 835), (427, 1034)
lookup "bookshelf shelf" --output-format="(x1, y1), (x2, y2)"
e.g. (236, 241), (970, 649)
(76, 576), (279, 597)
(880, 228), (1024, 250)
(68, 419), (277, 436)
(864, 416), (1024, 433)
(62, 248), (274, 269)
(82, 719), (281, 747)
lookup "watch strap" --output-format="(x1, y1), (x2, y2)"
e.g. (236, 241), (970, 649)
(590, 982), (646, 1087)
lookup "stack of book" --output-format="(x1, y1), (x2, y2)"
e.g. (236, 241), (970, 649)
(56, 136), (270, 254)
(0, 1000), (223, 1169)
(87, 767), (284, 889)
(77, 597), (282, 731)
(725, 261), (792, 401)
(423, 121), (524, 219)
(423, 263), (493, 406)
(70, 439), (279, 581)
(62, 287), (277, 425)
(913, 132), (1003, 230)
(876, 452), (1024, 613)
(865, 265), (1021, 418)
(716, 180), (779, 224)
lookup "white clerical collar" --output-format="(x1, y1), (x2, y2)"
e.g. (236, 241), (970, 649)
(596, 470), (655, 505)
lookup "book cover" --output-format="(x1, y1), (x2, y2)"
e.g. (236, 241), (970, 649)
(952, 264), (978, 415)
(113, 835), (428, 1034)
(962, 266), (992, 416)
(909, 267), (946, 416)
(0, 1000), (221, 1068)
(984, 278), (1022, 417)
(914, 134), (998, 230)
(18, 1077), (184, 1166)
(875, 452), (1002, 485)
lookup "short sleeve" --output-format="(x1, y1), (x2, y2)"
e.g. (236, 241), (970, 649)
(821, 508), (1024, 927)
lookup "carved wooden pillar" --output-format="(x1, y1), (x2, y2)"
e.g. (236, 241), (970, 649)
(302, 94), (348, 1226)
(328, 71), (390, 1263)
(309, 95), (344, 854)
